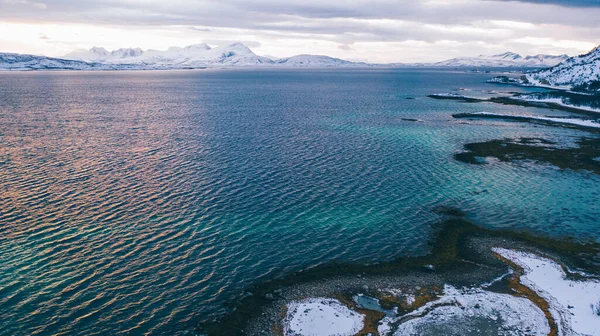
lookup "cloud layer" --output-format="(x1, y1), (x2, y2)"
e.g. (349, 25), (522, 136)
(0, 0), (598, 62)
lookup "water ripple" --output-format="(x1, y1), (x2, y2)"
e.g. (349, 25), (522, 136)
(1, 69), (599, 335)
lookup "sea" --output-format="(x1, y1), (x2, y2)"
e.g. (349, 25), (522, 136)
(1, 68), (599, 335)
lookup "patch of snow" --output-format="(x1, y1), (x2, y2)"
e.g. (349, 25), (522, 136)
(526, 45), (600, 90)
(429, 93), (472, 98)
(468, 112), (600, 129)
(379, 288), (416, 306)
(0, 52), (108, 70)
(275, 54), (365, 67)
(433, 52), (568, 67)
(284, 298), (364, 336)
(380, 288), (404, 297)
(480, 270), (513, 288)
(512, 96), (600, 113)
(378, 319), (392, 335)
(379, 285), (549, 336)
(404, 294), (416, 306)
(493, 248), (600, 336)
(61, 43), (366, 68)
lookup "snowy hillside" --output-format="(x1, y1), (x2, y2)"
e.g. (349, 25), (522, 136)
(64, 44), (566, 68)
(432, 52), (568, 67)
(525, 46), (600, 90)
(1, 43), (577, 70)
(275, 55), (365, 67)
(64, 47), (144, 63)
(0, 53), (108, 70)
(63, 43), (367, 68)
(64, 42), (275, 68)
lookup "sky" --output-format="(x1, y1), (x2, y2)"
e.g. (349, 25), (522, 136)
(0, 0), (599, 63)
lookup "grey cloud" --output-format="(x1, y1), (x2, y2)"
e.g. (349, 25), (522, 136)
(2, 0), (599, 27)
(188, 26), (212, 32)
(204, 40), (262, 48)
(491, 0), (600, 7)
(0, 0), (599, 49)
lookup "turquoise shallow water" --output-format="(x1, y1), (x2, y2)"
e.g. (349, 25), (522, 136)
(0, 69), (599, 335)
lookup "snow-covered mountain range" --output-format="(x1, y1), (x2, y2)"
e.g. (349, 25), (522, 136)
(63, 42), (274, 67)
(61, 43), (357, 68)
(525, 46), (600, 91)
(428, 52), (569, 67)
(0, 42), (579, 70)
(0, 52), (108, 70)
(274, 54), (365, 67)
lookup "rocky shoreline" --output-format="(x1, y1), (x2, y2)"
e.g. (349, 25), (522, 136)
(197, 216), (600, 335)
(195, 70), (600, 336)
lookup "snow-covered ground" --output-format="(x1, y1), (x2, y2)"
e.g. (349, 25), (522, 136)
(64, 42), (276, 68)
(428, 93), (481, 100)
(464, 112), (600, 129)
(433, 52), (568, 67)
(63, 43), (365, 68)
(2, 42), (576, 70)
(494, 248), (600, 336)
(377, 285), (549, 336)
(281, 248), (600, 336)
(526, 46), (600, 89)
(0, 52), (107, 70)
(430, 93), (469, 98)
(512, 96), (600, 113)
(283, 298), (364, 336)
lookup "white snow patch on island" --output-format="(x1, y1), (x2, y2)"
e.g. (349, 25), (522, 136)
(493, 248), (600, 336)
(378, 285), (549, 336)
(283, 298), (364, 336)
(512, 96), (600, 113)
(469, 112), (600, 129)
(404, 294), (416, 306)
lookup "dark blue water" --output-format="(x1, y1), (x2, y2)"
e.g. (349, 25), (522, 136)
(1, 69), (599, 335)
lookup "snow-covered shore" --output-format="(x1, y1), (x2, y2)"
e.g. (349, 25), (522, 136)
(283, 298), (364, 336)
(378, 284), (550, 336)
(281, 248), (600, 336)
(494, 248), (600, 336)
(455, 112), (600, 129)
(512, 96), (600, 114)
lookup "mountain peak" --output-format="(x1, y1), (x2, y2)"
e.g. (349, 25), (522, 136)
(587, 45), (600, 56)
(111, 48), (144, 58)
(492, 52), (522, 60)
(526, 44), (600, 90)
(221, 42), (252, 53)
(434, 51), (566, 67)
(90, 46), (108, 54)
(226, 42), (247, 48)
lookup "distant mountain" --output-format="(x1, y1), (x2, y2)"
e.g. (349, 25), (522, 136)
(525, 46), (600, 91)
(63, 44), (565, 68)
(425, 52), (569, 68)
(63, 43), (366, 68)
(64, 47), (144, 62)
(275, 54), (365, 67)
(430, 52), (569, 68)
(0, 43), (574, 71)
(65, 43), (275, 68)
(0, 52), (106, 70)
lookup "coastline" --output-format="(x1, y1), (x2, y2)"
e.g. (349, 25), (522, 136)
(429, 92), (600, 117)
(485, 77), (600, 115)
(197, 215), (600, 335)
(452, 112), (600, 130)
